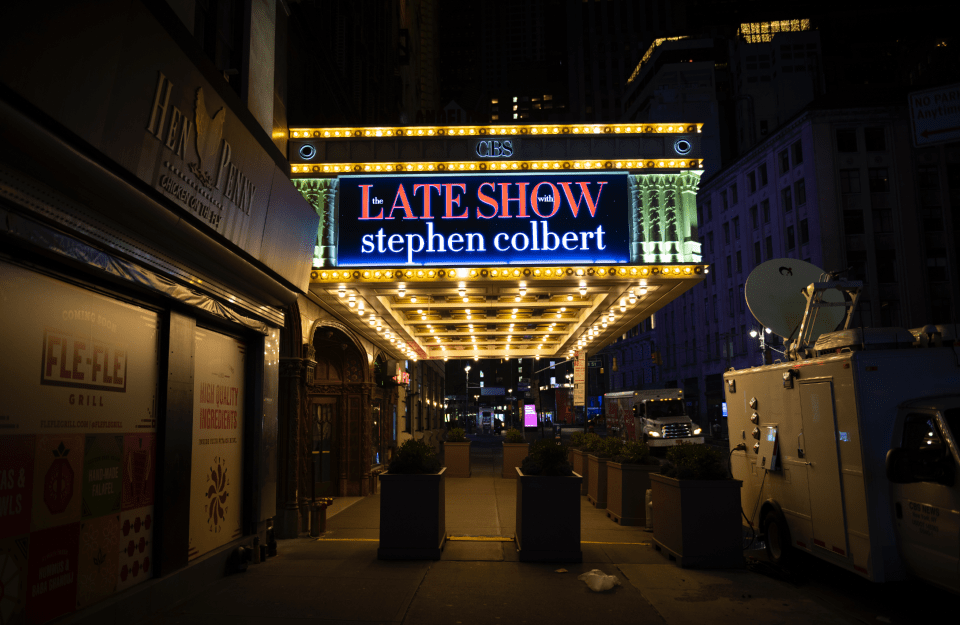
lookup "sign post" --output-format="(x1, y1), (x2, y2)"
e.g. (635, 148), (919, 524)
(573, 352), (586, 407)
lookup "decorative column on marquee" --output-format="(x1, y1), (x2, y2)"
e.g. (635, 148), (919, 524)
(292, 178), (339, 267)
(629, 172), (703, 264)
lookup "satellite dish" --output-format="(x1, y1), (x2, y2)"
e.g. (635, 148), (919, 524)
(744, 259), (845, 342)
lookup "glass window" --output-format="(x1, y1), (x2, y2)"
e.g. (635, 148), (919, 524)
(779, 149), (790, 174)
(873, 208), (894, 233)
(728, 288), (734, 316)
(750, 205), (758, 229)
(759, 164), (768, 187)
(733, 217), (741, 239)
(708, 232), (715, 254)
(736, 250), (743, 273)
(864, 127), (885, 151)
(795, 179), (806, 206)
(923, 207), (944, 231)
(844, 210), (865, 234)
(754, 240), (762, 264)
(726, 255), (732, 277)
(840, 169), (861, 194)
(926, 249), (948, 281)
(721, 190), (728, 212)
(781, 186), (793, 212)
(787, 225), (796, 249)
(723, 222), (731, 245)
(738, 286), (745, 313)
(877, 249), (897, 283)
(869, 168), (889, 192)
(762, 199), (771, 223)
(731, 183), (739, 205)
(748, 171), (757, 193)
(705, 200), (713, 221)
(837, 129), (857, 152)
(800, 219), (809, 245)
(765, 236), (773, 259)
(791, 140), (803, 166)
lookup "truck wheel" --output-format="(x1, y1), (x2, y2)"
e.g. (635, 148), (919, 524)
(762, 509), (793, 567)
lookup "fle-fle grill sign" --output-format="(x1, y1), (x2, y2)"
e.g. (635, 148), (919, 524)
(337, 172), (630, 266)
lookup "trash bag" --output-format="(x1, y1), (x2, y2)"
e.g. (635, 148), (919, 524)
(577, 569), (621, 592)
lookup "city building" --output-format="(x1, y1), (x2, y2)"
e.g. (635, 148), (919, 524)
(0, 1), (317, 621)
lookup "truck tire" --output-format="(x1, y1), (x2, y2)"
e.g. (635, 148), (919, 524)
(762, 509), (793, 567)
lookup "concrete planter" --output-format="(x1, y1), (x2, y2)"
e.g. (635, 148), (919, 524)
(605, 462), (659, 526)
(378, 468), (446, 560)
(502, 443), (529, 478)
(515, 468), (582, 563)
(443, 441), (471, 477)
(650, 473), (743, 569)
(570, 449), (589, 496)
(586, 454), (609, 509)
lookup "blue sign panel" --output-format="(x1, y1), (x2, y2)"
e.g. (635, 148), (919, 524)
(337, 172), (630, 266)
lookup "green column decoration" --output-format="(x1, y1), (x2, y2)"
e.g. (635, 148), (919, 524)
(629, 172), (702, 264)
(293, 178), (339, 267)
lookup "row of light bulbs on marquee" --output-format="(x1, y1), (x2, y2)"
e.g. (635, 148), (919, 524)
(338, 287), (420, 360)
(569, 281), (649, 358)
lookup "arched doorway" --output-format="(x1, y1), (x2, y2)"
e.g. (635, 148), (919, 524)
(307, 325), (373, 496)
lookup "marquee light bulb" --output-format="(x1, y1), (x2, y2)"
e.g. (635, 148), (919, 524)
(411, 296), (417, 303)
(338, 287), (346, 298)
(348, 295), (356, 308)
(567, 294), (574, 301)
(398, 286), (406, 297)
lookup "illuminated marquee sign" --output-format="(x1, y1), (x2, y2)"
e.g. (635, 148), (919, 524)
(337, 172), (629, 266)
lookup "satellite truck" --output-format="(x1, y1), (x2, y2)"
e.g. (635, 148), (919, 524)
(725, 259), (960, 592)
(604, 388), (704, 447)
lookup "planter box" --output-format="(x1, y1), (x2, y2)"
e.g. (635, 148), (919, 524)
(502, 442), (529, 478)
(571, 449), (589, 496)
(443, 442), (471, 478)
(378, 468), (446, 560)
(650, 473), (743, 569)
(605, 462), (659, 526)
(515, 469), (582, 562)
(586, 454), (608, 509)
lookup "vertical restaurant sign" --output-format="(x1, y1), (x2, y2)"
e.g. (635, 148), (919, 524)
(574, 353), (586, 407)
(0, 262), (159, 435)
(336, 172), (630, 266)
(188, 329), (244, 561)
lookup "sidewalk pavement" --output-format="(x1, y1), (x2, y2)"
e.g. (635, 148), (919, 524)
(145, 444), (863, 625)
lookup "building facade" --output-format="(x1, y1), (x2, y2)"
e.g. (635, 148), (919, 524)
(0, 1), (319, 622)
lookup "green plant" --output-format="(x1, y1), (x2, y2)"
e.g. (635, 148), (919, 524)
(504, 428), (525, 443)
(596, 437), (624, 458)
(521, 439), (573, 476)
(568, 431), (586, 449)
(580, 433), (602, 453)
(612, 441), (656, 465)
(447, 427), (467, 442)
(660, 442), (728, 480)
(388, 438), (441, 474)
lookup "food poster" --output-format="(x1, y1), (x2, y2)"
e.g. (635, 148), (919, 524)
(25, 523), (80, 624)
(188, 329), (244, 560)
(0, 262), (159, 621)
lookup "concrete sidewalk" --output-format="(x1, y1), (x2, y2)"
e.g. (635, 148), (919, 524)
(146, 444), (857, 625)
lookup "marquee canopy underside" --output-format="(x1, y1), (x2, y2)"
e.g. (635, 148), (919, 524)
(309, 263), (706, 361)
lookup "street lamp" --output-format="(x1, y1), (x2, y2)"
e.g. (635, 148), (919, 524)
(748, 327), (773, 365)
(463, 365), (471, 427)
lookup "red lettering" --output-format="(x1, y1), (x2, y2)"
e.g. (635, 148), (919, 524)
(476, 182), (498, 219)
(359, 185), (382, 219)
(45, 334), (61, 378)
(387, 185), (416, 219)
(530, 182), (561, 219)
(560, 181), (606, 218)
(413, 184), (442, 220)
(59, 339), (70, 380)
(92, 344), (105, 383)
(72, 340), (86, 381)
(499, 182), (529, 218)
(443, 183), (468, 218)
(113, 350), (125, 387)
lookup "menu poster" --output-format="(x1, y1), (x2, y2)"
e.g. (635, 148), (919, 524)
(188, 329), (245, 560)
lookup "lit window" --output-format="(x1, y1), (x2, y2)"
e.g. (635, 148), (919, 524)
(544, 94), (553, 101)
(491, 98), (499, 104)
(513, 96), (518, 102)
(491, 115), (499, 121)
(513, 113), (518, 119)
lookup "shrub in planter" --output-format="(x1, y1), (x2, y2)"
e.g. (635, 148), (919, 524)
(379, 439), (445, 560)
(606, 441), (659, 526)
(443, 428), (471, 478)
(516, 439), (581, 562)
(502, 428), (528, 479)
(587, 437), (622, 508)
(651, 443), (742, 568)
(569, 433), (598, 496)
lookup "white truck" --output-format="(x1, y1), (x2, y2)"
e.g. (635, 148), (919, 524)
(726, 278), (960, 592)
(604, 389), (704, 448)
